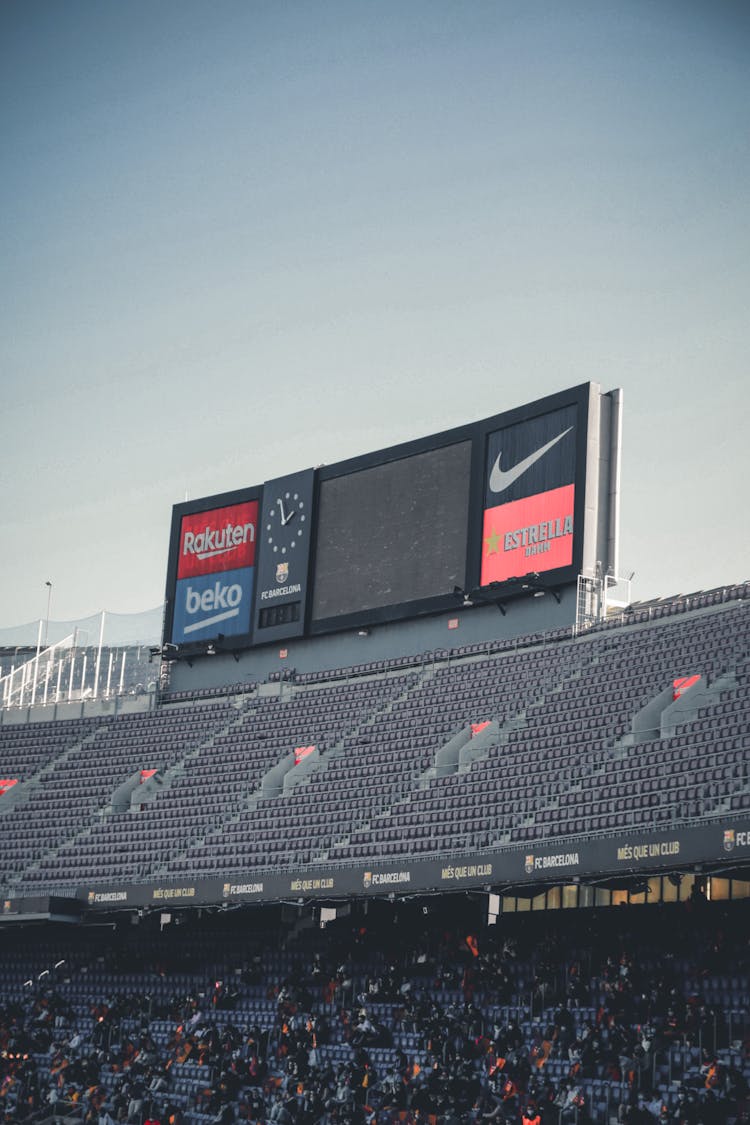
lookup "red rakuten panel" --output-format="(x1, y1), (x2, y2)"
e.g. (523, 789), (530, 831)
(177, 501), (258, 580)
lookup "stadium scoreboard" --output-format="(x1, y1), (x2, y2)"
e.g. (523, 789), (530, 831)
(163, 382), (621, 652)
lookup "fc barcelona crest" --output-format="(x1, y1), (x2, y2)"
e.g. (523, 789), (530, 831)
(276, 562), (289, 585)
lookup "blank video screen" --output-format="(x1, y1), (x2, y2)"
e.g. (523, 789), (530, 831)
(312, 440), (472, 621)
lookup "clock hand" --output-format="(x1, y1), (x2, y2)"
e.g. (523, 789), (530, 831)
(281, 507), (297, 527)
(276, 498), (287, 523)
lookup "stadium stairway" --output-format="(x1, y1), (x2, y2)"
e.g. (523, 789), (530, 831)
(153, 669), (429, 878)
(509, 668), (746, 846)
(0, 720), (113, 896)
(4, 700), (246, 893)
(326, 641), (599, 862)
(0, 719), (106, 820)
(137, 693), (260, 807)
(354, 652), (600, 855)
(38, 697), (272, 888)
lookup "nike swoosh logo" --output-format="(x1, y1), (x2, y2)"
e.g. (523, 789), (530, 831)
(489, 426), (573, 494)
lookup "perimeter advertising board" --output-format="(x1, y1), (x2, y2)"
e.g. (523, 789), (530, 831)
(73, 818), (749, 913)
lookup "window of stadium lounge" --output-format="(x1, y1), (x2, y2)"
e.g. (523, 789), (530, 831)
(499, 875), (750, 913)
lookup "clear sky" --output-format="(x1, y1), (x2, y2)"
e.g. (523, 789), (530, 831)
(1, 0), (748, 631)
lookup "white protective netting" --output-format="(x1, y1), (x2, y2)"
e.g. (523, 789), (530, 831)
(0, 606), (164, 649)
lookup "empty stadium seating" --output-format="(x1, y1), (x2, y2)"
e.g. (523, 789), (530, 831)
(0, 587), (747, 899)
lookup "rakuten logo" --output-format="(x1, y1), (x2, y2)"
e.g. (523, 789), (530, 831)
(183, 581), (243, 634)
(177, 501), (258, 580)
(183, 522), (254, 561)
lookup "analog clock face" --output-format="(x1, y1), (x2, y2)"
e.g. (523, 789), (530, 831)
(265, 491), (307, 555)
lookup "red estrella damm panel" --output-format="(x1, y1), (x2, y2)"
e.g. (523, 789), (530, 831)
(177, 501), (258, 580)
(480, 484), (575, 585)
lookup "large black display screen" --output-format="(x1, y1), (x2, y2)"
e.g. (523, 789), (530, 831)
(312, 441), (472, 621)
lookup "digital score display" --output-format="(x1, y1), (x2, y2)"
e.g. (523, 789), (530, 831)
(312, 441), (472, 622)
(163, 383), (616, 652)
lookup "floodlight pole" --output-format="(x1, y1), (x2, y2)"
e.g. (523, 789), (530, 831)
(31, 618), (43, 706)
(68, 628), (78, 702)
(44, 581), (52, 648)
(94, 611), (105, 699)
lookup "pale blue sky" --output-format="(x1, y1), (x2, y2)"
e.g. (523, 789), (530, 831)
(2, 0), (748, 628)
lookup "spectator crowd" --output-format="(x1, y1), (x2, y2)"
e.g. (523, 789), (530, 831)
(0, 899), (748, 1125)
